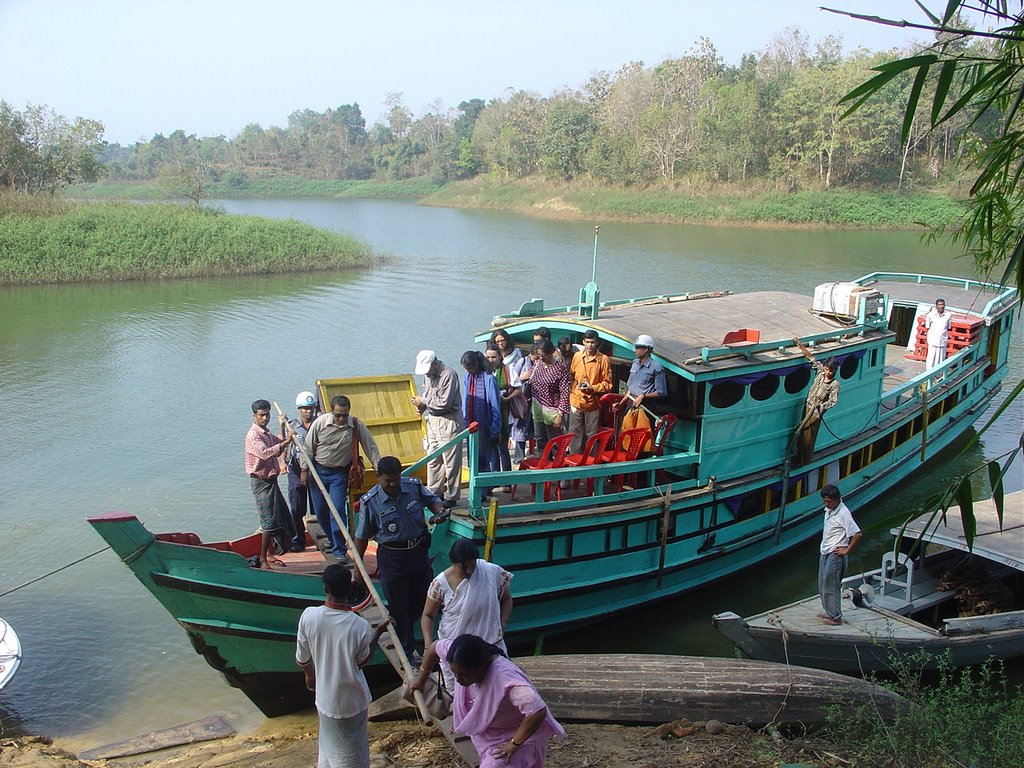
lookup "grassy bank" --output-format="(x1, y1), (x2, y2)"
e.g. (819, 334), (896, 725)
(0, 194), (374, 285)
(424, 179), (967, 230)
(70, 177), (441, 200)
(68, 175), (966, 230)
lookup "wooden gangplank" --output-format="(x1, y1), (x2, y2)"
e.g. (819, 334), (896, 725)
(275, 399), (475, 764)
(360, 604), (479, 766)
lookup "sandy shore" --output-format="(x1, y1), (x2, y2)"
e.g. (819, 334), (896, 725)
(2, 712), (847, 768)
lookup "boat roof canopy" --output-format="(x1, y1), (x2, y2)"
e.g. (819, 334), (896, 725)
(488, 290), (888, 376)
(481, 273), (1018, 378)
(898, 491), (1024, 572)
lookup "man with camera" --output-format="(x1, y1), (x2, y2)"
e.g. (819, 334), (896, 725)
(569, 330), (612, 454)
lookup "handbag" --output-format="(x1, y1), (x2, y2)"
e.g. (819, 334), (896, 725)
(504, 365), (529, 420)
(621, 405), (654, 452)
(348, 418), (366, 490)
(402, 666), (452, 720)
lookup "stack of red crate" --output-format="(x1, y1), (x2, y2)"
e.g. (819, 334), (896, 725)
(947, 314), (984, 354)
(906, 313), (982, 361)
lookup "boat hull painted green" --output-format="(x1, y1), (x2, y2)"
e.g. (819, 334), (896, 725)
(88, 273), (1019, 717)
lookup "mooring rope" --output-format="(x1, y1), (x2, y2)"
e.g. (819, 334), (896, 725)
(0, 547), (110, 598)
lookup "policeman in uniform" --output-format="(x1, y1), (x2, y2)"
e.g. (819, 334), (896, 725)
(355, 455), (446, 660)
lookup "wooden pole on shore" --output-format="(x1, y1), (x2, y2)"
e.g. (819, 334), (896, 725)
(273, 402), (433, 723)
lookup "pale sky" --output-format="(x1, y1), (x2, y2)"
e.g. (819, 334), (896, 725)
(1, 1), (935, 145)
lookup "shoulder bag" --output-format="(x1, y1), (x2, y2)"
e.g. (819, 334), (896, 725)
(504, 365), (529, 420)
(348, 418), (366, 490)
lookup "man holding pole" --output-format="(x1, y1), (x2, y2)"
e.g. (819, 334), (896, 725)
(244, 399), (293, 569)
(303, 395), (382, 565)
(793, 338), (840, 466)
(355, 456), (445, 661)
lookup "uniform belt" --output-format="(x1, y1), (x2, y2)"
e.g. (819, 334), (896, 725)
(380, 535), (425, 551)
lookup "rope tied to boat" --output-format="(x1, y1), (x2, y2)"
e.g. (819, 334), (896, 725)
(0, 546), (110, 598)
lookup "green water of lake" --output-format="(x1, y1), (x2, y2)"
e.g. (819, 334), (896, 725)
(0, 199), (1019, 746)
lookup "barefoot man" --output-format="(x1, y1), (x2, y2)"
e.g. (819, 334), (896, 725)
(245, 398), (293, 569)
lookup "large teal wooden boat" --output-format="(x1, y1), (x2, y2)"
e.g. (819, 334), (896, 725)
(89, 272), (1018, 716)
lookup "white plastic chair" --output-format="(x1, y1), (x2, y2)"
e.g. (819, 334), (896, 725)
(878, 551), (914, 598)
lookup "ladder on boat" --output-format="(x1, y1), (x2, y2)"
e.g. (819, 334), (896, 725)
(303, 516), (479, 766)
(361, 603), (479, 767)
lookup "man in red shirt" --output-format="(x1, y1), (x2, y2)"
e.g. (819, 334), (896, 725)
(244, 398), (293, 569)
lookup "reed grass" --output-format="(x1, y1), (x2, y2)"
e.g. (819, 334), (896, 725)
(0, 195), (374, 285)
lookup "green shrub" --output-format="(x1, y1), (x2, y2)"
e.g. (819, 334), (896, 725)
(0, 197), (374, 285)
(823, 652), (1024, 767)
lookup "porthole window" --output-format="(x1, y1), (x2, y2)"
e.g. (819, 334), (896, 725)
(709, 381), (744, 409)
(840, 356), (859, 380)
(784, 367), (811, 394)
(750, 374), (779, 401)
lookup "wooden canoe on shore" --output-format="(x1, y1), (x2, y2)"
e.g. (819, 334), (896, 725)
(370, 653), (905, 726)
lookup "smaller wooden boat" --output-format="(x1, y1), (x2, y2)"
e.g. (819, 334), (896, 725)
(0, 617), (22, 690)
(713, 492), (1024, 674)
(370, 653), (905, 726)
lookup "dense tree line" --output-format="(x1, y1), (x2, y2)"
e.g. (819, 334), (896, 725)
(2, 27), (999, 196)
(97, 29), (994, 193)
(0, 101), (104, 193)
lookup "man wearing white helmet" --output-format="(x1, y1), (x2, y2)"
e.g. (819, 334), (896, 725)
(282, 391), (319, 552)
(612, 334), (667, 414)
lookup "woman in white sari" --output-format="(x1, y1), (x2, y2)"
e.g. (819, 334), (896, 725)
(420, 540), (513, 691)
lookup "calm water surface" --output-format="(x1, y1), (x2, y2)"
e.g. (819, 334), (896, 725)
(1, 199), (1020, 746)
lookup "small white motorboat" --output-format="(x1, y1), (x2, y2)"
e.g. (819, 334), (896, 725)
(0, 617), (22, 690)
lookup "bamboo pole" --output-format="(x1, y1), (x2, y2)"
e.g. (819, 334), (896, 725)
(657, 484), (672, 589)
(273, 402), (433, 723)
(484, 497), (499, 561)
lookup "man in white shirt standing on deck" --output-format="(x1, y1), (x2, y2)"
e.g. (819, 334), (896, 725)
(818, 484), (862, 626)
(924, 298), (953, 369)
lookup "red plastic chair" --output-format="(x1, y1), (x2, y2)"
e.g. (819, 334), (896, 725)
(651, 414), (678, 456)
(649, 413), (678, 485)
(510, 432), (576, 502)
(598, 393), (621, 430)
(561, 428), (615, 497)
(598, 427), (652, 490)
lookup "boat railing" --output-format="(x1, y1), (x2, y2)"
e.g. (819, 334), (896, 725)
(881, 344), (978, 412)
(489, 291), (732, 325)
(700, 327), (877, 365)
(466, 450), (701, 516)
(855, 272), (1019, 318)
(399, 421), (700, 516)
(402, 422), (478, 479)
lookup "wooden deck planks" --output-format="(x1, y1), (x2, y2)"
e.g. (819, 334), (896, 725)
(747, 596), (938, 641)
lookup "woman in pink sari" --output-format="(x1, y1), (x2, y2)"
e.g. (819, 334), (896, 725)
(410, 634), (564, 767)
